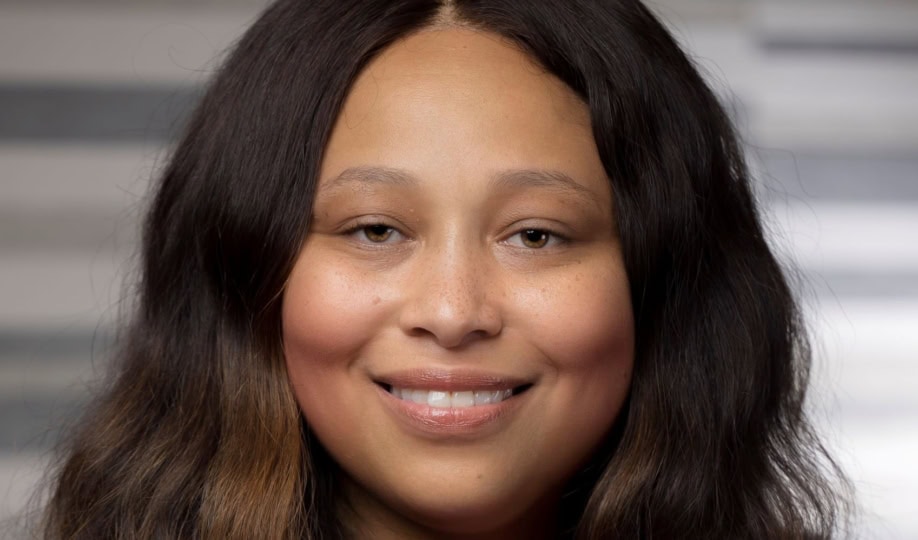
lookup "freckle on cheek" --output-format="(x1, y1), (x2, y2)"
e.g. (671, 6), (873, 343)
(372, 296), (381, 305)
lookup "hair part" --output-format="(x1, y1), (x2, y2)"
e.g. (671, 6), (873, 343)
(42, 1), (851, 538)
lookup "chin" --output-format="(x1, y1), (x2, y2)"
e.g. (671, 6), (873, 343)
(344, 470), (558, 537)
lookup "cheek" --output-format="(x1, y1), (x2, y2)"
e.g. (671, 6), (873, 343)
(283, 254), (385, 364)
(281, 251), (393, 416)
(511, 260), (634, 448)
(513, 261), (634, 373)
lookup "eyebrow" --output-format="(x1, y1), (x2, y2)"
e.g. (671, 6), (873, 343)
(489, 169), (599, 208)
(321, 165), (601, 208)
(322, 166), (419, 193)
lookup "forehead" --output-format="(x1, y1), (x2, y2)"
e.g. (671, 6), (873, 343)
(319, 27), (610, 204)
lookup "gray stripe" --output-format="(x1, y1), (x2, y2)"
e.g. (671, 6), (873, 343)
(755, 151), (918, 203)
(803, 271), (918, 299)
(0, 84), (200, 143)
(1, 271), (915, 363)
(0, 396), (87, 451)
(0, 84), (915, 204)
(0, 209), (140, 253)
(0, 331), (109, 451)
(760, 35), (918, 56)
(0, 329), (114, 358)
(6, 390), (918, 452)
(0, 0), (266, 4)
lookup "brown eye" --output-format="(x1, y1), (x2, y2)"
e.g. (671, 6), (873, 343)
(521, 229), (549, 249)
(363, 225), (394, 243)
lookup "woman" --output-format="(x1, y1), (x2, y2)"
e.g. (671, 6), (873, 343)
(43, 0), (850, 538)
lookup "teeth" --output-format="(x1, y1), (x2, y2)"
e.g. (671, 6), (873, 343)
(389, 387), (515, 408)
(474, 390), (503, 405)
(409, 389), (428, 405)
(427, 390), (450, 408)
(451, 391), (475, 407)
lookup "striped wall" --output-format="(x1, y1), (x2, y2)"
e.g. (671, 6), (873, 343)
(1, 1), (916, 537)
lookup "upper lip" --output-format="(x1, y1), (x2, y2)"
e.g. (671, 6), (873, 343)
(373, 368), (533, 392)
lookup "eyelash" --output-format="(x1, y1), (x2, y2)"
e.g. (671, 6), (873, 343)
(504, 228), (568, 250)
(343, 221), (567, 250)
(344, 222), (405, 245)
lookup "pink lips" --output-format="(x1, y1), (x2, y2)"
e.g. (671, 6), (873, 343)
(373, 368), (533, 438)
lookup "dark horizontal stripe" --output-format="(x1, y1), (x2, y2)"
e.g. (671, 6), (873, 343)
(5, 393), (918, 452)
(0, 85), (914, 200)
(0, 84), (200, 143)
(0, 329), (114, 358)
(0, 395), (88, 451)
(760, 35), (918, 56)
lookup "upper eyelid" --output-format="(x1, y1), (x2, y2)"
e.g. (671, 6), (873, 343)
(338, 217), (571, 244)
(503, 221), (570, 240)
(342, 216), (404, 232)
(501, 227), (569, 250)
(342, 219), (408, 245)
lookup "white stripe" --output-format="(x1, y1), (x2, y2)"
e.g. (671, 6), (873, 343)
(807, 299), (918, 404)
(764, 202), (918, 274)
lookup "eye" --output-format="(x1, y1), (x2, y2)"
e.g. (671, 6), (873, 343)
(347, 223), (403, 244)
(507, 228), (564, 249)
(521, 229), (549, 248)
(363, 224), (394, 243)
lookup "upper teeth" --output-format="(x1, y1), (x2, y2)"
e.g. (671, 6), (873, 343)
(390, 388), (513, 408)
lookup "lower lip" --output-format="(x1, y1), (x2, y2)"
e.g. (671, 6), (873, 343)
(375, 385), (526, 438)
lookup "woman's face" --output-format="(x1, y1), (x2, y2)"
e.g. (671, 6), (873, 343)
(282, 28), (634, 537)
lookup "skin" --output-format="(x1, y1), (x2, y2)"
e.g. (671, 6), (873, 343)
(282, 27), (634, 539)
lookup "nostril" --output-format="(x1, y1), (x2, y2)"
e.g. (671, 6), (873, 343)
(406, 325), (495, 350)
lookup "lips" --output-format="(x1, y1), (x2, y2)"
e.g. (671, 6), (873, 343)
(372, 368), (534, 436)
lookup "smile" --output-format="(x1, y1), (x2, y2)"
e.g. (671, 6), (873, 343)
(372, 370), (534, 437)
(376, 383), (531, 437)
(386, 387), (521, 408)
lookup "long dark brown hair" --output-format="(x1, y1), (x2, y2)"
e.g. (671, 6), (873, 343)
(42, 0), (850, 538)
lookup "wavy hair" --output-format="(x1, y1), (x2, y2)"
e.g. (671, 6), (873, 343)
(43, 0), (849, 538)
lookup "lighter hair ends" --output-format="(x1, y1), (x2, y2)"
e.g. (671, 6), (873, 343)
(40, 1), (851, 539)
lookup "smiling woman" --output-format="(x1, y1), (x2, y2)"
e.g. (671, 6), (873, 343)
(283, 29), (633, 536)
(42, 1), (849, 539)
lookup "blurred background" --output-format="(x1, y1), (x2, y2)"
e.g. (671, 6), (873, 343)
(0, 0), (915, 537)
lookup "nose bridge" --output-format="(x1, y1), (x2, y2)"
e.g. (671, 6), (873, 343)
(434, 233), (484, 312)
(400, 228), (501, 347)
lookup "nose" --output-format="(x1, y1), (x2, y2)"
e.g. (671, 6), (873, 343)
(398, 238), (503, 349)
